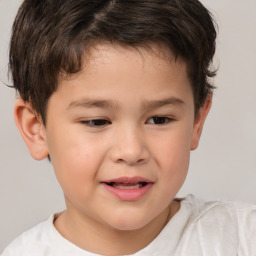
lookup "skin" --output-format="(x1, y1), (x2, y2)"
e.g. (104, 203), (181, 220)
(14, 44), (211, 255)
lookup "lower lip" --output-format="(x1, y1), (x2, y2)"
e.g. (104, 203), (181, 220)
(102, 183), (153, 201)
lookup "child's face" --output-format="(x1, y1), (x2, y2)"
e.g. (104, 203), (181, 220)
(41, 44), (208, 231)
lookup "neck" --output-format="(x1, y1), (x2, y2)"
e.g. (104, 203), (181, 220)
(54, 200), (180, 255)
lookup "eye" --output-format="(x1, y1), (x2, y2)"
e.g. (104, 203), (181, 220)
(146, 116), (173, 125)
(80, 119), (111, 127)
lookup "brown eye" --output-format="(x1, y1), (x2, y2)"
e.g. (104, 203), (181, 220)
(80, 119), (111, 127)
(146, 116), (172, 125)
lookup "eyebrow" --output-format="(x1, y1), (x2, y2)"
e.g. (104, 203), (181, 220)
(68, 99), (117, 110)
(68, 97), (184, 110)
(142, 97), (185, 110)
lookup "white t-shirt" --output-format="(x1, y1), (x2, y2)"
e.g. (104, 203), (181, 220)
(2, 195), (256, 256)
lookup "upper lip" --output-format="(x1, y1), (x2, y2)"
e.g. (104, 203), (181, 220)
(102, 176), (153, 184)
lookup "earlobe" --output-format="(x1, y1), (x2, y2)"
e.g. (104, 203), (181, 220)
(190, 95), (212, 150)
(14, 99), (49, 160)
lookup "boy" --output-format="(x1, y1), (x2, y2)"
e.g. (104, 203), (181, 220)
(2, 0), (256, 255)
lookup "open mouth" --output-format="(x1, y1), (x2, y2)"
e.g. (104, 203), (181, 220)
(101, 177), (153, 201)
(105, 182), (148, 189)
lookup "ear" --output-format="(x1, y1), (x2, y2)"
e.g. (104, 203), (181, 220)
(190, 94), (212, 150)
(14, 99), (49, 160)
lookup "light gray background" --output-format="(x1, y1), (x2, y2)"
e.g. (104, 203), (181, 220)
(0, 0), (255, 252)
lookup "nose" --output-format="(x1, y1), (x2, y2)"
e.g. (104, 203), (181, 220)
(109, 125), (150, 166)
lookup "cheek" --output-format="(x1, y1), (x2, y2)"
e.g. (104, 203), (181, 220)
(48, 126), (99, 167)
(151, 125), (192, 185)
(156, 140), (190, 200)
(155, 128), (192, 165)
(47, 131), (104, 193)
(52, 142), (102, 204)
(160, 144), (190, 186)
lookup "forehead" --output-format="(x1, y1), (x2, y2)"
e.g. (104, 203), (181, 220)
(53, 43), (192, 108)
(60, 43), (189, 86)
(88, 43), (182, 70)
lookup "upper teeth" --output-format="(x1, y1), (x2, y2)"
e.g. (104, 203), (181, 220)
(109, 182), (144, 189)
(113, 184), (141, 189)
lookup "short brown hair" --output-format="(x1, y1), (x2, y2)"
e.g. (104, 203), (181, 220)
(9, 0), (217, 123)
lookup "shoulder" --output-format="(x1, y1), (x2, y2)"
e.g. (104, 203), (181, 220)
(1, 215), (55, 256)
(181, 195), (256, 254)
(183, 194), (256, 223)
(1, 213), (94, 256)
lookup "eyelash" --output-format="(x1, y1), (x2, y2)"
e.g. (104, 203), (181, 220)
(146, 116), (173, 125)
(79, 116), (173, 127)
(79, 119), (111, 127)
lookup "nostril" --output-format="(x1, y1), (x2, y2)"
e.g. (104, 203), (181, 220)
(137, 158), (146, 163)
(109, 135), (150, 165)
(116, 157), (147, 166)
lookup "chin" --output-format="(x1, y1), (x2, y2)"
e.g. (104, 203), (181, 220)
(106, 212), (153, 232)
